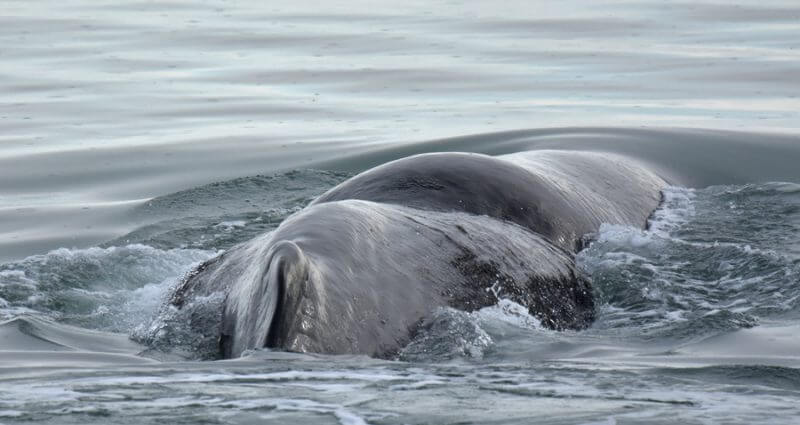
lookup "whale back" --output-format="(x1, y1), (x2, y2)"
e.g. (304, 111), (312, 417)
(145, 150), (668, 359)
(313, 151), (666, 251)
(261, 200), (590, 357)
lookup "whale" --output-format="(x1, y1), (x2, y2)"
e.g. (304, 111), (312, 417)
(142, 150), (667, 359)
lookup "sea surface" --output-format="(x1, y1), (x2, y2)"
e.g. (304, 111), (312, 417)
(2, 1), (800, 424)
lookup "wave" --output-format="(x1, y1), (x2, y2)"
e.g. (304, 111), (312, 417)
(2, 129), (799, 362)
(0, 244), (214, 332)
(105, 169), (351, 252)
(311, 127), (800, 188)
(578, 183), (800, 341)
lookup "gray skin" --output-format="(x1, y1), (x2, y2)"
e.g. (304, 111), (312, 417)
(163, 150), (666, 359)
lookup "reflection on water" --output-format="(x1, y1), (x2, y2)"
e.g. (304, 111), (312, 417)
(3, 0), (799, 156)
(2, 1), (800, 423)
(2, 0), (799, 258)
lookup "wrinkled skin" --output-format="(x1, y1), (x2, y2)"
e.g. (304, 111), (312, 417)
(161, 151), (667, 358)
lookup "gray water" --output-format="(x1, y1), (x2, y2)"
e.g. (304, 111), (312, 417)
(2, 1), (800, 424)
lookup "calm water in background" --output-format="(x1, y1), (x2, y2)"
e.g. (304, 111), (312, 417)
(2, 1), (800, 424)
(2, 0), (799, 260)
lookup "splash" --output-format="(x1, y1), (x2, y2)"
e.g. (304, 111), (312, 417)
(0, 244), (214, 332)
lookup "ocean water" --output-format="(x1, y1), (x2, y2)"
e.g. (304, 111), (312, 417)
(2, 1), (800, 424)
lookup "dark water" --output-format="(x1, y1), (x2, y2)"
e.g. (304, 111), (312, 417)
(2, 0), (800, 423)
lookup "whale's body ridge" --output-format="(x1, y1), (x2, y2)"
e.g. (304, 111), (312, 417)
(142, 150), (667, 359)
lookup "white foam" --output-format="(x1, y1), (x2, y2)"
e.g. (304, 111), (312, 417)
(648, 186), (696, 237)
(595, 223), (660, 249)
(214, 220), (248, 229)
(0, 269), (38, 289)
(474, 299), (544, 331)
(247, 399), (369, 425)
(0, 244), (216, 329)
(0, 410), (24, 418)
(388, 380), (446, 391)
